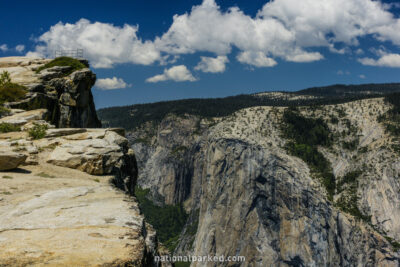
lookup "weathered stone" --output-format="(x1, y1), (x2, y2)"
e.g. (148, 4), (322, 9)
(45, 130), (136, 194)
(0, 165), (159, 266)
(21, 120), (55, 131)
(47, 139), (121, 175)
(45, 128), (87, 138)
(0, 109), (48, 126)
(0, 57), (51, 85)
(0, 151), (27, 170)
(6, 93), (58, 123)
(0, 56), (162, 266)
(0, 131), (28, 140)
(107, 127), (126, 137)
(38, 66), (72, 81)
(0, 57), (101, 128)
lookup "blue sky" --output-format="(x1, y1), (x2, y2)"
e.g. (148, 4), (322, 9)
(1, 0), (400, 108)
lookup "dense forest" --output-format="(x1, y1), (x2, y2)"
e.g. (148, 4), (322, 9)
(97, 83), (400, 130)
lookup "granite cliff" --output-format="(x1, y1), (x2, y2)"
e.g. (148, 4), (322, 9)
(122, 97), (400, 266)
(0, 57), (166, 266)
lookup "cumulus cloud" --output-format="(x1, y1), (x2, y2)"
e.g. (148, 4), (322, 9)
(237, 51), (277, 67)
(0, 44), (8, 52)
(358, 53), (400, 67)
(95, 77), (131, 90)
(27, 0), (400, 70)
(28, 19), (160, 68)
(146, 65), (196, 83)
(15, 45), (25, 53)
(156, 0), (400, 66)
(359, 74), (366, 79)
(194, 56), (228, 73)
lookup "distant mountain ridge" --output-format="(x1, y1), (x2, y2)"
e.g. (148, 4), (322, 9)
(98, 83), (400, 130)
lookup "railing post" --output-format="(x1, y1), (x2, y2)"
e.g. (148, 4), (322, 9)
(53, 49), (84, 59)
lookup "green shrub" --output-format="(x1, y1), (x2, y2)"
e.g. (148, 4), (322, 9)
(28, 124), (48, 139)
(134, 186), (188, 252)
(0, 71), (27, 104)
(0, 71), (11, 86)
(36, 57), (86, 75)
(0, 106), (10, 117)
(0, 123), (21, 133)
(0, 82), (27, 103)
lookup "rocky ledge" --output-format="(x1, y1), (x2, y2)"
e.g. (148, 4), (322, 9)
(0, 113), (162, 266)
(0, 57), (166, 266)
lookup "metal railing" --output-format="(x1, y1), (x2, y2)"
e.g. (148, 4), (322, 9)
(54, 49), (84, 59)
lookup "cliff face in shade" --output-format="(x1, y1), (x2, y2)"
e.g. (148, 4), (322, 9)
(0, 56), (101, 128)
(126, 98), (400, 266)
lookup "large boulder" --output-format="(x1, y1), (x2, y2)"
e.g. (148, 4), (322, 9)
(0, 151), (27, 170)
(47, 130), (137, 193)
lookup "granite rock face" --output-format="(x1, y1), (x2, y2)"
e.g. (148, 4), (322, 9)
(127, 99), (400, 266)
(0, 115), (162, 266)
(47, 129), (137, 194)
(0, 56), (101, 128)
(0, 57), (167, 266)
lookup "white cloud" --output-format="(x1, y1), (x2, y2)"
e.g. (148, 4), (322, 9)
(28, 19), (160, 68)
(285, 50), (324, 62)
(358, 53), (400, 67)
(15, 45), (25, 53)
(0, 44), (8, 52)
(194, 56), (228, 73)
(27, 0), (400, 69)
(95, 77), (131, 90)
(146, 65), (196, 83)
(237, 51), (277, 67)
(359, 74), (366, 79)
(156, 0), (400, 67)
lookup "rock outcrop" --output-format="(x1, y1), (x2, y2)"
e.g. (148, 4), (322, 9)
(0, 116), (162, 266)
(127, 98), (400, 266)
(0, 57), (101, 128)
(0, 57), (165, 266)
